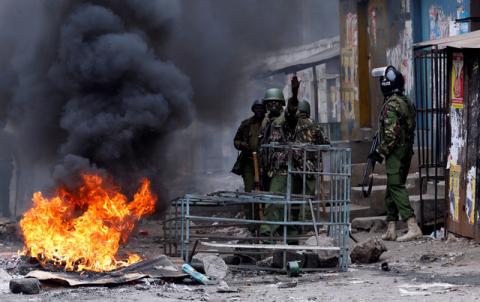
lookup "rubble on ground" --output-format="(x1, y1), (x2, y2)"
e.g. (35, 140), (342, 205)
(350, 238), (387, 264)
(9, 277), (41, 294)
(192, 253), (229, 280)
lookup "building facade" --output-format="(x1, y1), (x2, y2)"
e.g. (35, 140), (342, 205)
(339, 0), (480, 139)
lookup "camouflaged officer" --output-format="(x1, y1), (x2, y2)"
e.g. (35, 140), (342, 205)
(370, 66), (422, 242)
(291, 100), (330, 195)
(258, 87), (298, 193)
(232, 100), (266, 192)
(258, 82), (299, 239)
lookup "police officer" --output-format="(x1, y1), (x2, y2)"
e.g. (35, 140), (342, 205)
(292, 100), (330, 196)
(370, 66), (422, 242)
(258, 86), (298, 238)
(232, 99), (266, 192)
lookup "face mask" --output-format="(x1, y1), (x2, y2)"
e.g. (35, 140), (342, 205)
(253, 109), (265, 119)
(267, 101), (281, 116)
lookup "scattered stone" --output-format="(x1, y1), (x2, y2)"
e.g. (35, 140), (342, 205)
(9, 277), (41, 294)
(351, 217), (387, 232)
(135, 284), (150, 290)
(419, 254), (438, 263)
(303, 235), (339, 268)
(277, 280), (297, 288)
(192, 253), (228, 280)
(257, 256), (273, 267)
(222, 255), (241, 265)
(350, 238), (387, 264)
(216, 280), (239, 293)
(381, 262), (390, 271)
(0, 268), (12, 294)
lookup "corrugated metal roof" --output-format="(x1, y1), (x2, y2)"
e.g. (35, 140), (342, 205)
(414, 30), (480, 49)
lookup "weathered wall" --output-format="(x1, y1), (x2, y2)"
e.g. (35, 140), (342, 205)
(366, 0), (414, 131)
(340, 0), (414, 135)
(340, 0), (360, 138)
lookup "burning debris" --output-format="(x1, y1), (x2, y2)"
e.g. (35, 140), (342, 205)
(0, 0), (192, 274)
(19, 174), (156, 272)
(0, 0), (193, 212)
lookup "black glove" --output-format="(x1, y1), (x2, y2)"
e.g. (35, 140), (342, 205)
(368, 150), (384, 164)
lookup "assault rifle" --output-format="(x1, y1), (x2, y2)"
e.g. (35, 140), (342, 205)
(361, 132), (383, 197)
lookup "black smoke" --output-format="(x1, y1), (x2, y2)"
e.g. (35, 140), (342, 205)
(0, 1), (192, 205)
(0, 0), (339, 211)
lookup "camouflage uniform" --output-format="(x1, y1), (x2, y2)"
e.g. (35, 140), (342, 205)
(232, 116), (262, 192)
(259, 99), (298, 238)
(379, 94), (416, 222)
(291, 117), (330, 196)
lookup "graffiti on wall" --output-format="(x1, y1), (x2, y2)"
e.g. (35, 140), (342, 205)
(429, 2), (469, 40)
(368, 7), (377, 46)
(341, 12), (358, 135)
(386, 20), (413, 94)
(429, 6), (452, 39)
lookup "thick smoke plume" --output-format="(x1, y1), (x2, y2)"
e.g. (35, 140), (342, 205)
(0, 1), (192, 207)
(0, 0), (339, 211)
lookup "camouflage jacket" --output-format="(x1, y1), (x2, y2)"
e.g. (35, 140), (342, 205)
(234, 116), (262, 153)
(378, 94), (416, 156)
(259, 113), (288, 176)
(232, 116), (262, 175)
(291, 117), (330, 172)
(259, 99), (298, 176)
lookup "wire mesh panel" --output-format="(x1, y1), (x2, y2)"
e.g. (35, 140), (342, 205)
(163, 145), (351, 272)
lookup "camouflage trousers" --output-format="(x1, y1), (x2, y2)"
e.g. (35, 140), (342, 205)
(385, 146), (415, 221)
(259, 175), (317, 238)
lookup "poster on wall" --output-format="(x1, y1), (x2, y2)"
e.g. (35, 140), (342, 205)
(451, 53), (464, 109)
(466, 167), (476, 225)
(449, 163), (461, 222)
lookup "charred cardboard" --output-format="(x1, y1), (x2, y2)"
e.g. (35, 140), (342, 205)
(26, 255), (187, 286)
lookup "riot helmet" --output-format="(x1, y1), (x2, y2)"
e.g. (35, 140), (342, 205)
(251, 99), (266, 119)
(262, 88), (285, 117)
(371, 66), (405, 97)
(298, 100), (311, 117)
(262, 88), (285, 105)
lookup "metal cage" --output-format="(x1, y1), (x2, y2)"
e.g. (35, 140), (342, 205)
(162, 144), (351, 272)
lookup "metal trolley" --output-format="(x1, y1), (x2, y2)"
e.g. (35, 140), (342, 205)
(163, 144), (351, 272)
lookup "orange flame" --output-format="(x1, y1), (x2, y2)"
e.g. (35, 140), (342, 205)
(19, 174), (156, 272)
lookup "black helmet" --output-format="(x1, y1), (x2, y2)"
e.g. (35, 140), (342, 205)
(251, 99), (265, 112)
(372, 66), (405, 97)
